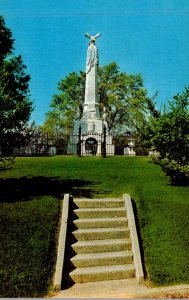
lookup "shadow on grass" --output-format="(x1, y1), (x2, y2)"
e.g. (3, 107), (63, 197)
(0, 176), (108, 203)
(169, 176), (189, 187)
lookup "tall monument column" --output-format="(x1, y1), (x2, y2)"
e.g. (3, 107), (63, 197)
(67, 32), (114, 156)
(82, 33), (101, 119)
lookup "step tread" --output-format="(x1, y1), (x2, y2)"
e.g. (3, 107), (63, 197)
(70, 264), (135, 275)
(73, 217), (128, 228)
(74, 198), (123, 201)
(73, 199), (125, 208)
(73, 207), (125, 212)
(72, 238), (131, 247)
(74, 217), (127, 222)
(71, 250), (133, 261)
(73, 227), (129, 234)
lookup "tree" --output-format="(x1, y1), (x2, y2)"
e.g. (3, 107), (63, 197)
(98, 62), (150, 133)
(44, 62), (151, 135)
(0, 16), (33, 155)
(141, 87), (189, 183)
(42, 71), (85, 135)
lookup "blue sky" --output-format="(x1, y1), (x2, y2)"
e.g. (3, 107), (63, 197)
(1, 0), (189, 124)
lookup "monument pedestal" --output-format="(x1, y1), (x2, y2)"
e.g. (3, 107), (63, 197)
(67, 117), (115, 156)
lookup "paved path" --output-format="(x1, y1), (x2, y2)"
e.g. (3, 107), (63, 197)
(52, 279), (189, 298)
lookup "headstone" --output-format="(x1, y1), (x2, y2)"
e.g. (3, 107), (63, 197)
(128, 141), (136, 156)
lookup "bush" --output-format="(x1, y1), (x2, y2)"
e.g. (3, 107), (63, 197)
(159, 158), (189, 184)
(0, 157), (15, 171)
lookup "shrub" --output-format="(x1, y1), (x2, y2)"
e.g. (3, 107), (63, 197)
(0, 157), (15, 171)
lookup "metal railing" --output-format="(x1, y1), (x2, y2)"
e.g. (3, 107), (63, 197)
(11, 130), (149, 157)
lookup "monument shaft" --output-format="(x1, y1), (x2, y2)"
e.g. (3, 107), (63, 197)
(83, 35), (100, 119)
(83, 64), (100, 118)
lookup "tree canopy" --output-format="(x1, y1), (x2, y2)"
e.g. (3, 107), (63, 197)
(43, 62), (152, 135)
(0, 16), (33, 155)
(98, 62), (151, 133)
(43, 71), (85, 135)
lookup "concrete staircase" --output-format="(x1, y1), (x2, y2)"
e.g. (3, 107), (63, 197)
(64, 198), (136, 285)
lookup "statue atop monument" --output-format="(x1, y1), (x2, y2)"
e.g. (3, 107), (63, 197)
(84, 32), (101, 42)
(84, 33), (101, 73)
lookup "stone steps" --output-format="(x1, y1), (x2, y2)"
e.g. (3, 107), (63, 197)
(73, 198), (125, 208)
(72, 238), (132, 254)
(73, 217), (128, 228)
(69, 264), (135, 283)
(71, 251), (133, 267)
(72, 227), (130, 240)
(73, 207), (125, 218)
(63, 197), (137, 285)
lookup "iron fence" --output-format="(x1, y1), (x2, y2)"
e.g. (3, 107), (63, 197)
(11, 130), (150, 157)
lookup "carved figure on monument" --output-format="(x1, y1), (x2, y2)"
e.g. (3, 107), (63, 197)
(85, 32), (101, 73)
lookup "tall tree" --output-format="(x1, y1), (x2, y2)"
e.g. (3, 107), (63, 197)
(0, 16), (33, 155)
(0, 16), (14, 60)
(44, 62), (151, 134)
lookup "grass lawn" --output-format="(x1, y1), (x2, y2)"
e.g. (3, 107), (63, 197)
(1, 156), (189, 296)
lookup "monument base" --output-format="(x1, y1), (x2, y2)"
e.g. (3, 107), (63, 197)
(67, 118), (115, 156)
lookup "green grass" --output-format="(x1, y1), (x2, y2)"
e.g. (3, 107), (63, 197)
(1, 156), (189, 296)
(0, 196), (60, 297)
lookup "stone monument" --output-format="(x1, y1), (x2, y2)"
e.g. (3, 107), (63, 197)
(67, 33), (114, 156)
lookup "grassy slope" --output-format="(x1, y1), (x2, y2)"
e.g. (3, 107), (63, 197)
(1, 156), (189, 296)
(0, 197), (60, 297)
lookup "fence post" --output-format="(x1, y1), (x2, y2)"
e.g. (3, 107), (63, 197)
(78, 125), (82, 157)
(102, 125), (106, 158)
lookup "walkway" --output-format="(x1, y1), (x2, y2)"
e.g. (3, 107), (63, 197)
(52, 279), (189, 298)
